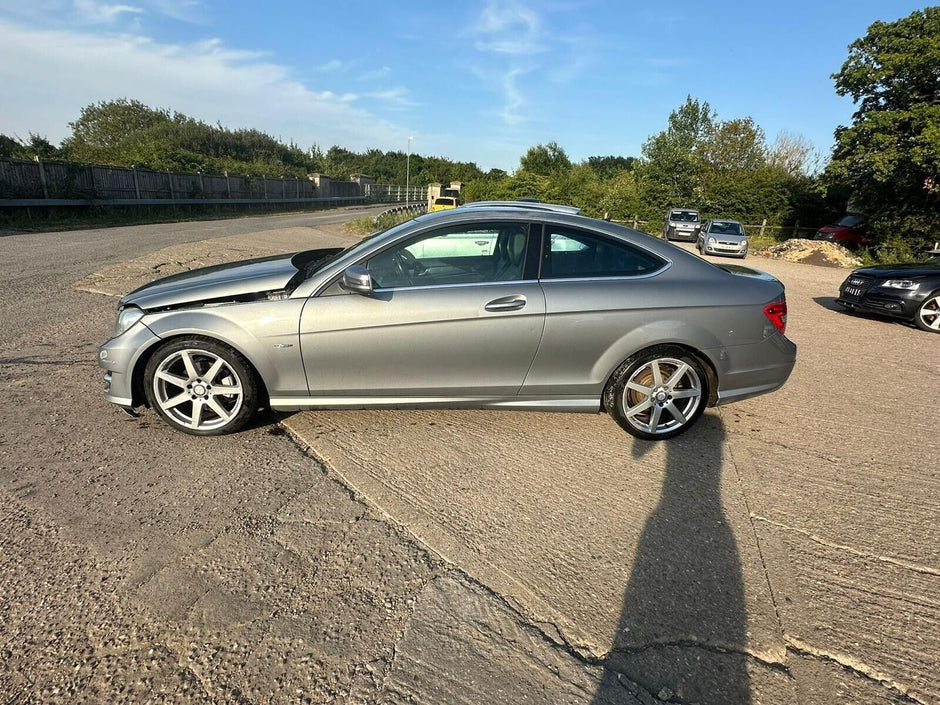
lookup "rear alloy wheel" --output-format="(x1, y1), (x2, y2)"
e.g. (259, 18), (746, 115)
(607, 346), (708, 440)
(915, 291), (940, 333)
(144, 338), (259, 435)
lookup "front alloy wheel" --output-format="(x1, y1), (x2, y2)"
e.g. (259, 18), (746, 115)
(915, 291), (940, 333)
(144, 338), (259, 435)
(607, 346), (708, 440)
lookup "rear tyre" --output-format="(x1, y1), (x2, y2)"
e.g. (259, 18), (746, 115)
(914, 291), (940, 333)
(143, 337), (260, 435)
(606, 346), (708, 440)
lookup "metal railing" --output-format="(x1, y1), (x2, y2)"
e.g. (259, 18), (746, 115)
(372, 202), (428, 225)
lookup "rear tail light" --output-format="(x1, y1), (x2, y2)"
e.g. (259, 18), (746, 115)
(764, 301), (788, 335)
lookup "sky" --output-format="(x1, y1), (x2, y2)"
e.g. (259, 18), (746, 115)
(0, 0), (930, 173)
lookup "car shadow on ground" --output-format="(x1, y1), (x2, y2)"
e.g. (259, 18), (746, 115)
(814, 296), (924, 332)
(253, 408), (298, 434)
(812, 295), (844, 312)
(591, 415), (751, 705)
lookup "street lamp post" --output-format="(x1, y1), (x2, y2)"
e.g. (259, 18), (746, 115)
(406, 135), (413, 201)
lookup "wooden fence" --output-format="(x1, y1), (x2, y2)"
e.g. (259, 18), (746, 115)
(0, 157), (386, 206)
(615, 216), (819, 240)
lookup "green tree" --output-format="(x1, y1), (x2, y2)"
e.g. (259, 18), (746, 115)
(586, 155), (636, 180)
(700, 118), (766, 173)
(519, 142), (572, 176)
(0, 134), (19, 158)
(598, 170), (643, 221)
(636, 97), (714, 214)
(0, 133), (61, 160)
(63, 98), (171, 163)
(827, 7), (940, 255)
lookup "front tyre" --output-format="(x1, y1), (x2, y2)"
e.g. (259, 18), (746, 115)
(143, 337), (260, 435)
(914, 291), (940, 333)
(606, 346), (708, 440)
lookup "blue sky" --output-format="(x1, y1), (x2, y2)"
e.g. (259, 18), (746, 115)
(0, 0), (929, 172)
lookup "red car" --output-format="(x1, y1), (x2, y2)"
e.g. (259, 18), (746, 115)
(814, 214), (869, 248)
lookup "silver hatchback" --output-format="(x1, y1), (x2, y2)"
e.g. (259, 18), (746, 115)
(98, 203), (795, 440)
(697, 219), (749, 258)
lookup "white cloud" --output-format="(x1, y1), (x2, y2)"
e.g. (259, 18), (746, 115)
(0, 0), (202, 27)
(144, 0), (203, 24)
(472, 0), (545, 56)
(0, 19), (410, 154)
(465, 1), (549, 127)
(499, 68), (527, 125)
(74, 0), (143, 24)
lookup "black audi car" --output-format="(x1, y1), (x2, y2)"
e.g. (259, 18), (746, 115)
(836, 256), (940, 333)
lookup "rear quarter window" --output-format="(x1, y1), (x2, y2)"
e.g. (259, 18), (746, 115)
(543, 227), (667, 279)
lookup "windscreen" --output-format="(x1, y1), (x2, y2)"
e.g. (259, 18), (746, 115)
(836, 215), (863, 227)
(711, 222), (745, 235)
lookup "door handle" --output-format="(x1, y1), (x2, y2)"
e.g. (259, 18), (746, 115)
(485, 295), (526, 312)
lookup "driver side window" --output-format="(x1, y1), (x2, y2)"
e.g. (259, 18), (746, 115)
(367, 223), (529, 289)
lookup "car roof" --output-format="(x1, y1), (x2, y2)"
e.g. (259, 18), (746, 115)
(460, 201), (581, 215)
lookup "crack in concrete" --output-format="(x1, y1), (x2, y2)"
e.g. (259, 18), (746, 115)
(375, 572), (439, 697)
(751, 514), (940, 577)
(606, 638), (791, 673)
(719, 421), (790, 663)
(785, 636), (929, 705)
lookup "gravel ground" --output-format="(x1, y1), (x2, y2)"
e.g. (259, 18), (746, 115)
(0, 213), (937, 704)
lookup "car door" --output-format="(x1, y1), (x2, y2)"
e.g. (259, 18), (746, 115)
(520, 224), (670, 397)
(697, 220), (709, 248)
(298, 221), (545, 398)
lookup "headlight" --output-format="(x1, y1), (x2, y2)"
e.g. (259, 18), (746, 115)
(708, 237), (717, 244)
(741, 239), (748, 247)
(114, 306), (144, 336)
(882, 279), (919, 290)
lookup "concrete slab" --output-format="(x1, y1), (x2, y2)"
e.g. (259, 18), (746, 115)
(283, 409), (791, 703)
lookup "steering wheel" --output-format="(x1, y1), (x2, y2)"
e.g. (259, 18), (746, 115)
(394, 248), (426, 281)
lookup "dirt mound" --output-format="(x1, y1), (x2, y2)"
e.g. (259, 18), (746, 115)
(758, 238), (862, 268)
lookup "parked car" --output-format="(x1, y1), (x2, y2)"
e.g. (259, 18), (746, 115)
(430, 196), (458, 212)
(836, 256), (940, 333)
(815, 214), (869, 248)
(697, 220), (749, 259)
(98, 202), (796, 440)
(662, 208), (701, 242)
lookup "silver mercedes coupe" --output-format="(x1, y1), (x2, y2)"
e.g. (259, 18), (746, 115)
(98, 202), (796, 440)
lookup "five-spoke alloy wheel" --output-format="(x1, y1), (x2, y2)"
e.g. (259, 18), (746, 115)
(607, 346), (709, 440)
(915, 291), (940, 333)
(144, 338), (259, 435)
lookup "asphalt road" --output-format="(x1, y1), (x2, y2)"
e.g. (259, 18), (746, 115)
(0, 212), (937, 704)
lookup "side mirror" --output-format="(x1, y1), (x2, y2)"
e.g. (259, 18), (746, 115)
(340, 265), (373, 296)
